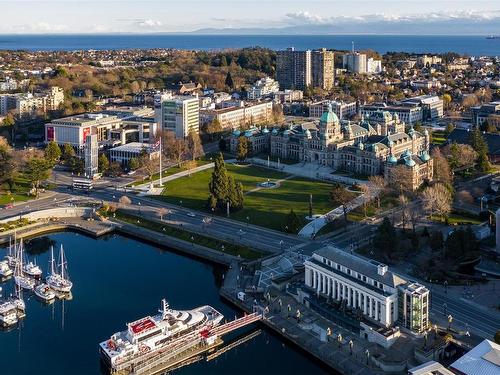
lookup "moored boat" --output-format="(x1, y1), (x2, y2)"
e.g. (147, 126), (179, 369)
(99, 299), (223, 368)
(0, 261), (13, 278)
(14, 240), (35, 290)
(34, 283), (56, 302)
(46, 245), (73, 293)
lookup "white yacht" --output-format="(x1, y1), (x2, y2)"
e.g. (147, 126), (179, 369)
(0, 300), (18, 327)
(46, 245), (73, 293)
(14, 240), (35, 291)
(34, 283), (56, 302)
(0, 261), (13, 278)
(23, 259), (43, 279)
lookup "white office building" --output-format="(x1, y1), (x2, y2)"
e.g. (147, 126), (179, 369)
(343, 53), (367, 74)
(84, 133), (98, 178)
(309, 100), (357, 120)
(247, 77), (280, 100)
(157, 96), (199, 138)
(109, 142), (159, 166)
(305, 246), (407, 327)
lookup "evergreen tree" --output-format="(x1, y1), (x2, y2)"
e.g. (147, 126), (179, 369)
(373, 217), (398, 254)
(62, 143), (75, 165)
(469, 127), (488, 154)
(236, 136), (249, 162)
(283, 209), (301, 233)
(98, 153), (110, 173)
(207, 153), (244, 213)
(225, 71), (234, 89)
(44, 141), (61, 164)
(208, 153), (231, 212)
(430, 231), (444, 251)
(129, 157), (139, 171)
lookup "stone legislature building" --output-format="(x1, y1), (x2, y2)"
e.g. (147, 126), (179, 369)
(229, 104), (433, 190)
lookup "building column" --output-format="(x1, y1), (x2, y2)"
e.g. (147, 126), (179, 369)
(327, 277), (331, 297)
(347, 287), (352, 306)
(364, 294), (368, 315)
(358, 292), (362, 310)
(374, 300), (379, 321)
(312, 270), (317, 289)
(368, 297), (373, 318)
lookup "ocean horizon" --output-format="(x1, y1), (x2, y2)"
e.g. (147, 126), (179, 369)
(0, 34), (499, 55)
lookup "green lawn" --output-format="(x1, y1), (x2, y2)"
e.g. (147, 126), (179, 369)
(0, 176), (33, 205)
(113, 210), (262, 260)
(129, 160), (212, 187)
(155, 164), (335, 232)
(432, 130), (446, 145)
(430, 210), (483, 225)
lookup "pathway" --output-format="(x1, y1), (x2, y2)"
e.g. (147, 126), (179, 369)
(245, 174), (296, 195)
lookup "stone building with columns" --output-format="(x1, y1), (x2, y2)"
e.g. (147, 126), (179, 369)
(304, 245), (430, 332)
(228, 104), (433, 189)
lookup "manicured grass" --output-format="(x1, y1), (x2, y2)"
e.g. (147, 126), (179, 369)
(430, 210), (483, 225)
(155, 164), (335, 232)
(113, 210), (262, 260)
(129, 160), (212, 187)
(0, 175), (33, 205)
(254, 153), (299, 165)
(432, 130), (446, 145)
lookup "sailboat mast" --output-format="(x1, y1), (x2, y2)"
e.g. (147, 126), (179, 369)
(50, 246), (55, 275)
(60, 245), (65, 280)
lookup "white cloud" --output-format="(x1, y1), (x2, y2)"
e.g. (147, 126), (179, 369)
(136, 19), (163, 28)
(284, 10), (500, 25)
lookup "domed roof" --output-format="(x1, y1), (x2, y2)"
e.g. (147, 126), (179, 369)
(283, 129), (291, 136)
(304, 129), (312, 138)
(262, 127), (269, 134)
(232, 129), (241, 137)
(420, 151), (430, 161)
(402, 149), (412, 158)
(244, 130), (253, 137)
(272, 128), (278, 135)
(358, 142), (364, 150)
(320, 103), (339, 124)
(388, 155), (398, 163)
(406, 158), (416, 167)
(388, 139), (394, 147)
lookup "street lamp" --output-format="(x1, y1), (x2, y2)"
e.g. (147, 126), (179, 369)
(447, 314), (453, 331)
(365, 349), (370, 365)
(337, 333), (343, 349)
(296, 309), (301, 323)
(287, 304), (291, 318)
(348, 340), (353, 355)
(279, 240), (284, 251)
(326, 327), (332, 341)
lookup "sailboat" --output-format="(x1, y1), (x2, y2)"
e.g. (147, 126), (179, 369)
(5, 236), (18, 268)
(46, 245), (73, 293)
(10, 286), (26, 318)
(14, 240), (36, 291)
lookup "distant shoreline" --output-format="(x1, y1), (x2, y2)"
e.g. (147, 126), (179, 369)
(0, 34), (498, 56)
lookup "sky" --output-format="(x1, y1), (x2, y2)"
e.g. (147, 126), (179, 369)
(0, 0), (499, 34)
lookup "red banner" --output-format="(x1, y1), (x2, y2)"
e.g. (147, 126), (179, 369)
(82, 127), (91, 143)
(47, 126), (54, 141)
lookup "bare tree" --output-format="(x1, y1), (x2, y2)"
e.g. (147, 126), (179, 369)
(158, 207), (169, 221)
(187, 130), (203, 161)
(431, 148), (452, 184)
(368, 175), (387, 208)
(409, 203), (423, 235)
(388, 165), (414, 196)
(421, 184), (452, 220)
(456, 190), (474, 204)
(119, 195), (131, 208)
(399, 194), (409, 230)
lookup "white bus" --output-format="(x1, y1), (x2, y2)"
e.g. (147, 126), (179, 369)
(72, 178), (93, 191)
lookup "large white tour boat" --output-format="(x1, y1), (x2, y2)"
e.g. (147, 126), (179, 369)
(99, 299), (223, 369)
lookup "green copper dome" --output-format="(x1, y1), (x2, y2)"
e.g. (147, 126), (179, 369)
(320, 103), (339, 124)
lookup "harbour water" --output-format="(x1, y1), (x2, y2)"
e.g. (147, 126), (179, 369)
(0, 232), (329, 375)
(0, 34), (498, 55)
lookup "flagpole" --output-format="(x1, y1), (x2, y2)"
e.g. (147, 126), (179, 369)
(159, 136), (163, 187)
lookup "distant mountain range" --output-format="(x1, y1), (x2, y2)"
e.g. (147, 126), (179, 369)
(190, 19), (500, 36)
